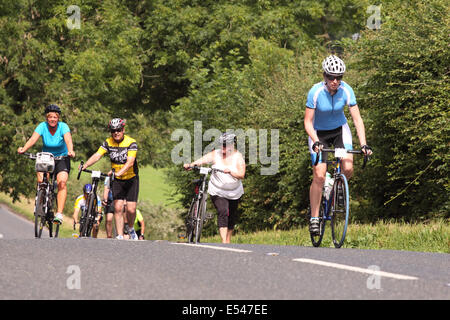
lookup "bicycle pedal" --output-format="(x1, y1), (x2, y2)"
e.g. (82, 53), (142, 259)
(205, 212), (214, 220)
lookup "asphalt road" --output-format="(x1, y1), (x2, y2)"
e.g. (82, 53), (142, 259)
(1, 204), (449, 303)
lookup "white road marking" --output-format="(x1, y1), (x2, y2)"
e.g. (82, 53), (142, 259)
(172, 242), (252, 253)
(293, 258), (419, 280)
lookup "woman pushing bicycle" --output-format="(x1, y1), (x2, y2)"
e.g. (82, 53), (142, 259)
(304, 55), (372, 235)
(17, 104), (75, 224)
(184, 132), (245, 244)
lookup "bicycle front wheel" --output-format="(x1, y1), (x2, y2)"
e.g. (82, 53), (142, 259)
(34, 189), (46, 238)
(85, 195), (97, 237)
(331, 174), (350, 248)
(186, 198), (197, 243)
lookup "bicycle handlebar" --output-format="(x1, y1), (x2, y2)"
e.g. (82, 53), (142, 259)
(21, 152), (69, 161)
(187, 165), (226, 174)
(313, 148), (369, 168)
(77, 160), (114, 181)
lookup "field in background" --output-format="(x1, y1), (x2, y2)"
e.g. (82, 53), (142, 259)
(138, 166), (181, 208)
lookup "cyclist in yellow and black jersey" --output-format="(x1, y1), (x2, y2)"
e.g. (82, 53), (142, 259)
(80, 118), (140, 240)
(98, 134), (139, 180)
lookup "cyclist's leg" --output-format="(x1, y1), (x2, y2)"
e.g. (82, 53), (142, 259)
(105, 202), (114, 238)
(36, 172), (44, 184)
(211, 196), (230, 243)
(124, 176), (139, 239)
(114, 199), (125, 237)
(54, 158), (70, 215)
(125, 201), (137, 229)
(308, 136), (327, 218)
(338, 123), (354, 180)
(226, 198), (240, 243)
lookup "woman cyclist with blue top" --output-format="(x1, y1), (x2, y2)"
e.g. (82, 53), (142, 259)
(17, 104), (75, 224)
(304, 55), (372, 235)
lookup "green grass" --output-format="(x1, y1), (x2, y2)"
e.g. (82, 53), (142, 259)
(138, 166), (181, 208)
(201, 219), (450, 253)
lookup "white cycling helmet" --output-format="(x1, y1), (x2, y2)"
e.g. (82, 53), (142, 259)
(108, 118), (125, 130)
(322, 55), (346, 76)
(219, 132), (237, 145)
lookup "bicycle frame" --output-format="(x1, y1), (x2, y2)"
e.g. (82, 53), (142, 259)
(311, 148), (367, 248)
(185, 166), (224, 243)
(77, 161), (111, 237)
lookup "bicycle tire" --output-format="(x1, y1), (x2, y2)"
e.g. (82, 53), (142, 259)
(79, 208), (89, 237)
(193, 195), (207, 243)
(310, 199), (326, 247)
(85, 195), (97, 237)
(48, 193), (57, 238)
(331, 174), (350, 248)
(34, 189), (46, 238)
(186, 198), (197, 243)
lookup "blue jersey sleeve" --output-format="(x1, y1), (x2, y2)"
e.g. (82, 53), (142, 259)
(60, 122), (70, 135)
(306, 87), (316, 109)
(342, 82), (357, 106)
(34, 122), (47, 135)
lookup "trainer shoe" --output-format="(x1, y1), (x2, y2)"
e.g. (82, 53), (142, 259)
(116, 235), (124, 240)
(129, 228), (138, 240)
(53, 212), (64, 224)
(309, 218), (320, 235)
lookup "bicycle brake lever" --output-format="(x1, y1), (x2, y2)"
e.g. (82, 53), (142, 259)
(77, 161), (84, 180)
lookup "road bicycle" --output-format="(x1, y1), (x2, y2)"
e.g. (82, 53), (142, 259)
(184, 166), (224, 243)
(22, 152), (68, 238)
(77, 161), (112, 237)
(310, 148), (368, 248)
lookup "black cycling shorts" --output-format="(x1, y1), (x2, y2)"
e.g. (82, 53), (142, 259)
(211, 195), (241, 229)
(308, 123), (353, 165)
(112, 176), (139, 202)
(54, 157), (71, 175)
(105, 201), (115, 214)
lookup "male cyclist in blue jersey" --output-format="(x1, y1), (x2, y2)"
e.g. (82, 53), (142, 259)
(304, 55), (372, 235)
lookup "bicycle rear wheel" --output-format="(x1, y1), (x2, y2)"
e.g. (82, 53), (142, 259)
(331, 174), (350, 248)
(193, 195), (207, 243)
(34, 189), (46, 238)
(310, 198), (326, 247)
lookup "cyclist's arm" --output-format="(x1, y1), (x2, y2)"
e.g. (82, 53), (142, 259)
(63, 132), (76, 158)
(140, 218), (145, 235)
(229, 152), (246, 180)
(103, 185), (110, 204)
(82, 152), (103, 170)
(17, 132), (41, 153)
(73, 206), (80, 224)
(348, 105), (369, 149)
(304, 108), (320, 144)
(185, 151), (215, 168)
(115, 156), (136, 178)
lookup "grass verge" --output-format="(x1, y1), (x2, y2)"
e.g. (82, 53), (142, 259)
(202, 219), (450, 253)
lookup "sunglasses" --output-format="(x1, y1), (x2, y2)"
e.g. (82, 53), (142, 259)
(325, 74), (343, 81)
(110, 128), (123, 133)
